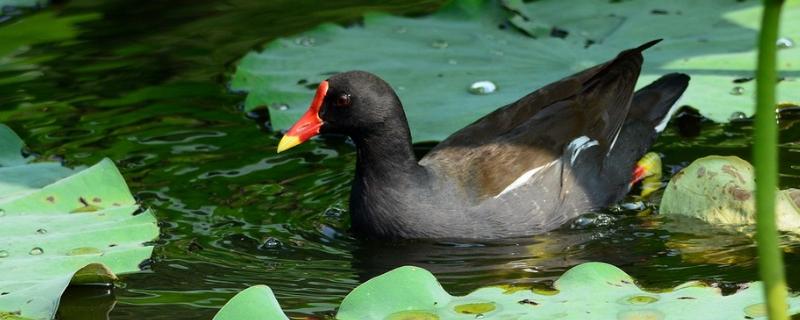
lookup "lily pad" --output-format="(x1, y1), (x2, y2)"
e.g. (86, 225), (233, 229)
(215, 262), (800, 319)
(660, 155), (800, 233)
(231, 0), (800, 142)
(213, 285), (289, 320)
(0, 124), (159, 320)
(0, 0), (46, 8)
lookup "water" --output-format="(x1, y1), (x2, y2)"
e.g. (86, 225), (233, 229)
(0, 1), (799, 319)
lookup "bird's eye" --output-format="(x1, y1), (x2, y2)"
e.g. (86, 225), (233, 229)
(335, 94), (352, 107)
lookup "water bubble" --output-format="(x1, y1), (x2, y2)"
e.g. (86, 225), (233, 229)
(29, 247), (43, 255)
(259, 237), (282, 249)
(570, 213), (615, 229)
(0, 250), (8, 258)
(323, 207), (345, 218)
(447, 59), (457, 65)
(431, 39), (449, 49)
(294, 37), (315, 47)
(620, 201), (644, 210)
(468, 81), (497, 95)
(522, 267), (541, 273)
(730, 86), (745, 95)
(0, 209), (4, 217)
(777, 37), (794, 49)
(272, 103), (290, 111)
(394, 27), (407, 34)
(36, 228), (47, 235)
(729, 111), (748, 121)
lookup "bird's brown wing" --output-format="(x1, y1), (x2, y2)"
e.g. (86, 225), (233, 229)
(420, 40), (659, 200)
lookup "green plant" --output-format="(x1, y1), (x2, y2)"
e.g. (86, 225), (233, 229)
(214, 262), (800, 319)
(754, 0), (789, 319)
(0, 124), (159, 319)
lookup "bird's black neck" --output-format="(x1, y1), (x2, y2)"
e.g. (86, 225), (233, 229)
(350, 117), (421, 183)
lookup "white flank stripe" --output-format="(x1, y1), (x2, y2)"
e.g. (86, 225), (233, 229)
(494, 159), (559, 198)
(606, 127), (622, 156)
(654, 96), (684, 133)
(567, 136), (599, 165)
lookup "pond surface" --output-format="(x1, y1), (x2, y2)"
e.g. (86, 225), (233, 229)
(1, 1), (799, 319)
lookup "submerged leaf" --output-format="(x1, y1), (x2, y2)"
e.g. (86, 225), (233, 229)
(0, 124), (159, 320)
(660, 155), (800, 233)
(232, 0), (800, 142)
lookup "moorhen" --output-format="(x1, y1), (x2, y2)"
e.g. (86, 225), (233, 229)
(276, 39), (689, 239)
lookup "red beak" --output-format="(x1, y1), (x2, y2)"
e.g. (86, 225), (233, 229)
(277, 81), (329, 152)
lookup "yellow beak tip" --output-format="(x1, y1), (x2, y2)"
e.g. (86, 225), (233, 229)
(277, 135), (302, 153)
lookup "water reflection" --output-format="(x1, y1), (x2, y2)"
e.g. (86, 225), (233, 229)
(0, 0), (798, 320)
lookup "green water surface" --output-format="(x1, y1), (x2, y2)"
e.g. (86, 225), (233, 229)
(1, 1), (799, 319)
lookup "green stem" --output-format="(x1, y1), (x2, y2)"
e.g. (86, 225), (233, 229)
(755, 0), (787, 319)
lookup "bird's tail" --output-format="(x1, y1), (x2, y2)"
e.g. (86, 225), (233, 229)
(602, 73), (690, 203)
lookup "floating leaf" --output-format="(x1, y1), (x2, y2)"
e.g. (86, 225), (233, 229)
(215, 262), (800, 319)
(213, 285), (289, 320)
(0, 0), (45, 9)
(0, 124), (159, 320)
(231, 0), (800, 142)
(660, 155), (800, 233)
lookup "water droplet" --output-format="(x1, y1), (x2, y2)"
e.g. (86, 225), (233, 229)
(468, 81), (497, 95)
(620, 201), (644, 210)
(323, 207), (344, 218)
(397, 86), (406, 91)
(29, 247), (43, 255)
(447, 59), (457, 65)
(0, 250), (8, 258)
(431, 39), (449, 49)
(36, 228), (47, 235)
(730, 86), (745, 95)
(729, 111), (748, 121)
(259, 237), (282, 249)
(0, 208), (5, 217)
(777, 37), (794, 49)
(294, 37), (315, 47)
(272, 103), (289, 111)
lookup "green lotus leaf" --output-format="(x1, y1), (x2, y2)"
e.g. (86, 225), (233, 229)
(0, 0), (45, 9)
(216, 262), (800, 319)
(660, 155), (800, 233)
(213, 285), (289, 320)
(231, 0), (800, 142)
(0, 124), (159, 320)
